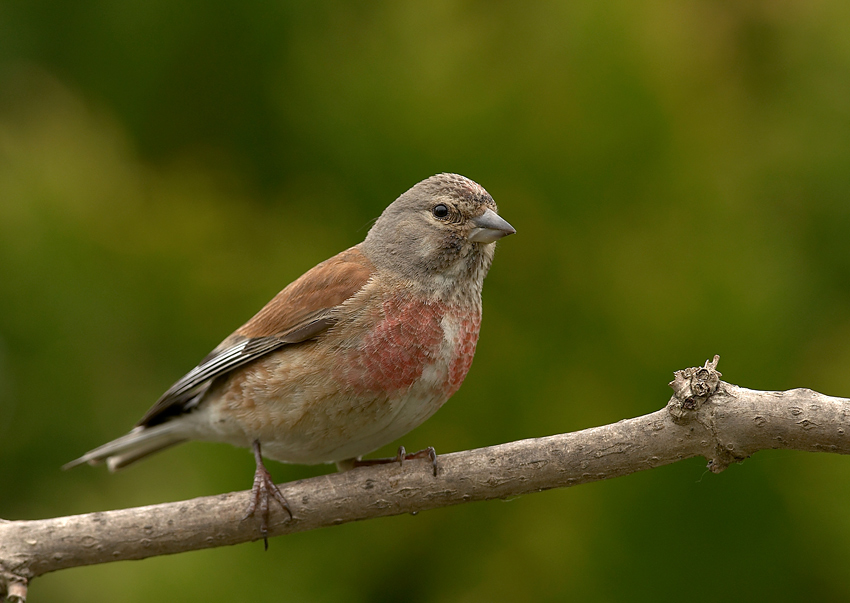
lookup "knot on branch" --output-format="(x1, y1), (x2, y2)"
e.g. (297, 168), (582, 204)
(667, 355), (722, 423)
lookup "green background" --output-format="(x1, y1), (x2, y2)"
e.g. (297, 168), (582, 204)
(3, 1), (850, 601)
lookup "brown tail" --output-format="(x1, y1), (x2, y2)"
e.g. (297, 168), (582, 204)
(63, 423), (187, 472)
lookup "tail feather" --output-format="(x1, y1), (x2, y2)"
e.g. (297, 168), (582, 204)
(63, 423), (187, 472)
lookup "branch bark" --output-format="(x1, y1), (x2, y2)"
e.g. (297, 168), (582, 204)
(3, 356), (850, 602)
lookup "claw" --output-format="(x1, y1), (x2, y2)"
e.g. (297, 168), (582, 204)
(347, 445), (438, 477)
(404, 446), (438, 477)
(395, 445), (407, 466)
(242, 440), (292, 550)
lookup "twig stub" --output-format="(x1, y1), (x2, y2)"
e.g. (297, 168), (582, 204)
(667, 355), (722, 422)
(4, 576), (28, 603)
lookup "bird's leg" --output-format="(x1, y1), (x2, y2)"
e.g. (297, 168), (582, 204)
(340, 446), (438, 477)
(242, 440), (291, 549)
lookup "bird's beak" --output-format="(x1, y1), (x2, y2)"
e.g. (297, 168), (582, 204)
(468, 208), (516, 243)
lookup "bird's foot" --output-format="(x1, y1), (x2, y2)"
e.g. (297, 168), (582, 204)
(243, 440), (291, 550)
(344, 445), (438, 477)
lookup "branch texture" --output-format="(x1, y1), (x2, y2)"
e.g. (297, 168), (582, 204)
(3, 357), (850, 601)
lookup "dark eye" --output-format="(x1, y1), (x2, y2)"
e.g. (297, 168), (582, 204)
(432, 204), (449, 219)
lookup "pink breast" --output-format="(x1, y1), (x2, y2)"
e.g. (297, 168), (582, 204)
(338, 297), (481, 397)
(341, 297), (445, 394)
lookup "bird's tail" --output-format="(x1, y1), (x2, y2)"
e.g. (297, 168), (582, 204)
(63, 422), (187, 472)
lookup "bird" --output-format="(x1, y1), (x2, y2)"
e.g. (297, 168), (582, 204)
(65, 173), (515, 542)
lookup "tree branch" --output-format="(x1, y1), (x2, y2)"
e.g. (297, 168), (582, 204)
(3, 356), (850, 602)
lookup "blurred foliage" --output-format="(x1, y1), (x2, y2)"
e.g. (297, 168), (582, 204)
(2, 1), (850, 601)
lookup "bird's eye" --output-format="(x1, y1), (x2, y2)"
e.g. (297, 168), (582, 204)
(432, 204), (449, 219)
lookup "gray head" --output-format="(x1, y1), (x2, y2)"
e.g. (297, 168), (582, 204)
(361, 173), (515, 299)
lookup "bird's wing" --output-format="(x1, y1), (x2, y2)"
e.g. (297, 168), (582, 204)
(136, 246), (375, 427)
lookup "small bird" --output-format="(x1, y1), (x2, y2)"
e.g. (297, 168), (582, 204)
(66, 173), (514, 540)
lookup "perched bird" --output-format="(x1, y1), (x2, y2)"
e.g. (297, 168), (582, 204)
(66, 173), (515, 540)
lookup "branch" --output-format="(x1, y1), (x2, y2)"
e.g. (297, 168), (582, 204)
(3, 356), (850, 601)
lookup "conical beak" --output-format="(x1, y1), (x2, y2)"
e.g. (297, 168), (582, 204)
(468, 208), (516, 243)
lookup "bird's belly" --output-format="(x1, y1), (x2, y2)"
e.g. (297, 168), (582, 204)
(197, 299), (481, 464)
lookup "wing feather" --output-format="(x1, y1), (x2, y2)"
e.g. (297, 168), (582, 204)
(137, 246), (374, 427)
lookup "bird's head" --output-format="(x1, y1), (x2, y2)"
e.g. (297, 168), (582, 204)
(362, 173), (515, 300)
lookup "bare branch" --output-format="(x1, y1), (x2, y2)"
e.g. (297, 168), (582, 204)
(3, 357), (850, 601)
